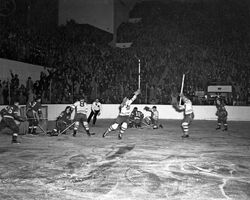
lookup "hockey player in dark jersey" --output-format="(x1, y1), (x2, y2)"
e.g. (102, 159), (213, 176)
(56, 106), (73, 134)
(129, 107), (144, 128)
(0, 100), (25, 143)
(26, 96), (42, 135)
(215, 97), (228, 131)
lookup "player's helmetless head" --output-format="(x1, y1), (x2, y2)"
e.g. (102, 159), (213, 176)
(65, 106), (71, 113)
(35, 96), (41, 102)
(78, 94), (85, 101)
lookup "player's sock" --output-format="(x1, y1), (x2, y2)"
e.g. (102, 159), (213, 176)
(223, 124), (228, 131)
(32, 127), (37, 135)
(86, 129), (91, 136)
(118, 129), (125, 140)
(28, 127), (32, 134)
(73, 129), (77, 137)
(12, 133), (20, 144)
(182, 131), (189, 138)
(103, 127), (113, 138)
(216, 123), (221, 130)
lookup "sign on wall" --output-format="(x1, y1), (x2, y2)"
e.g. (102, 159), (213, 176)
(207, 85), (232, 93)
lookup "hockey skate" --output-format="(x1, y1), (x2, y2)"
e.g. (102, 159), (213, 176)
(103, 130), (109, 138)
(181, 134), (189, 138)
(118, 133), (122, 140)
(223, 127), (228, 131)
(12, 134), (20, 144)
(73, 130), (77, 137)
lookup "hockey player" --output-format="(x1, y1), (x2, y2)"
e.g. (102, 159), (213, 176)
(129, 107), (144, 128)
(215, 97), (228, 131)
(26, 96), (42, 135)
(87, 98), (102, 126)
(144, 106), (163, 129)
(0, 100), (25, 143)
(71, 95), (92, 137)
(103, 89), (140, 139)
(56, 106), (73, 134)
(174, 94), (194, 138)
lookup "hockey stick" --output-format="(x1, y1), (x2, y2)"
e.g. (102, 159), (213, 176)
(58, 121), (76, 135)
(37, 124), (47, 135)
(134, 55), (141, 90)
(141, 121), (152, 128)
(179, 74), (185, 105)
(138, 58), (141, 90)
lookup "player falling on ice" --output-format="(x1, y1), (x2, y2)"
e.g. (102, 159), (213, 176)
(103, 89), (141, 140)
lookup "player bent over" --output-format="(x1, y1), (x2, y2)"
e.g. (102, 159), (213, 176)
(174, 94), (194, 138)
(103, 89), (140, 140)
(0, 100), (25, 143)
(144, 106), (163, 129)
(71, 95), (92, 137)
(56, 106), (73, 134)
(129, 107), (144, 128)
(215, 97), (228, 131)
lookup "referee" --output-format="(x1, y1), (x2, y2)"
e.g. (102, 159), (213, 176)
(87, 98), (102, 126)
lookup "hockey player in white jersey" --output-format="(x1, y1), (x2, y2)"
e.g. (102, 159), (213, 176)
(71, 95), (92, 137)
(103, 89), (140, 139)
(174, 93), (194, 138)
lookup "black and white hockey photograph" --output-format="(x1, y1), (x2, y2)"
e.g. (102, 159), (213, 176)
(0, 0), (250, 199)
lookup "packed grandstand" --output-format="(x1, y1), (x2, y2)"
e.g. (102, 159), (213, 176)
(0, 0), (249, 105)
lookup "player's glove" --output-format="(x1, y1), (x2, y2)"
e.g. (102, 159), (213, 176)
(215, 111), (219, 116)
(134, 89), (141, 96)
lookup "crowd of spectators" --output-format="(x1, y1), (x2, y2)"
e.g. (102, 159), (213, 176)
(0, 0), (249, 105)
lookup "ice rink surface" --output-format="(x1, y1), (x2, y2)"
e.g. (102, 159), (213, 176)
(0, 120), (250, 200)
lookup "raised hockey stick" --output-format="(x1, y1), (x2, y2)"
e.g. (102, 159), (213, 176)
(179, 74), (185, 105)
(135, 55), (141, 90)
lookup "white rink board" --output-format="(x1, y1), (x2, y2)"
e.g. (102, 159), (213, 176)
(44, 104), (250, 121)
(1, 105), (250, 121)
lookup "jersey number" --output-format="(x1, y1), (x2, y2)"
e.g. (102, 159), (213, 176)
(80, 101), (85, 107)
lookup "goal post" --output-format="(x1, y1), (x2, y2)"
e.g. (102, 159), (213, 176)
(19, 105), (48, 135)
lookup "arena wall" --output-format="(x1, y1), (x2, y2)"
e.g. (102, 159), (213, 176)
(46, 104), (250, 121)
(1, 105), (248, 122)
